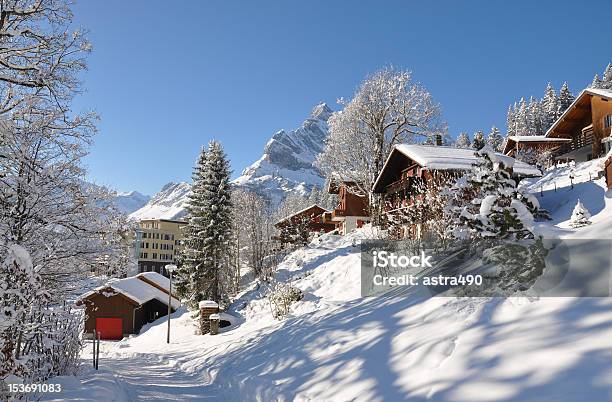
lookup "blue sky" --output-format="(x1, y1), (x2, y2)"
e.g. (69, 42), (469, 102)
(74, 0), (610, 195)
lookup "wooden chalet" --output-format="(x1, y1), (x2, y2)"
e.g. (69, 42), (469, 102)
(274, 204), (336, 245)
(321, 178), (370, 235)
(77, 272), (180, 340)
(372, 144), (541, 238)
(504, 88), (612, 162)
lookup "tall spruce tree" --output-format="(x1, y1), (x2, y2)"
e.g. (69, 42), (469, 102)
(527, 97), (543, 135)
(540, 83), (558, 132)
(602, 63), (612, 89)
(486, 126), (504, 151)
(177, 141), (234, 308)
(558, 82), (575, 115)
(514, 98), (529, 135)
(591, 74), (603, 89)
(506, 105), (516, 136)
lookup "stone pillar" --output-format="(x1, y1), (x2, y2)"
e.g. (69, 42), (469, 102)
(209, 313), (220, 335)
(199, 300), (219, 334)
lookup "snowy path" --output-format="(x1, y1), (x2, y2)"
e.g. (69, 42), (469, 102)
(96, 351), (219, 401)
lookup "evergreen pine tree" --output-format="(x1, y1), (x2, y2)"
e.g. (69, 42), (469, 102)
(515, 98), (529, 135)
(527, 97), (543, 135)
(445, 146), (537, 240)
(558, 82), (575, 116)
(455, 132), (471, 148)
(506, 105), (516, 136)
(591, 74), (603, 89)
(176, 141), (234, 308)
(540, 83), (559, 131)
(486, 126), (504, 151)
(471, 130), (486, 150)
(569, 199), (592, 228)
(602, 63), (612, 90)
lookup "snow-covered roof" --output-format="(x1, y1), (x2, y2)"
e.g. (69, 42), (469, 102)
(275, 204), (328, 225)
(393, 144), (540, 175)
(507, 136), (572, 143)
(136, 272), (172, 292)
(80, 275), (181, 310)
(545, 87), (612, 137)
(372, 144), (541, 193)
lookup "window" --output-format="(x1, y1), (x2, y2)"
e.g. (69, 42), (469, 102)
(605, 115), (612, 128)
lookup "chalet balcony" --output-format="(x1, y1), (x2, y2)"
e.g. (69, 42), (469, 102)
(551, 129), (594, 159)
(385, 177), (412, 195)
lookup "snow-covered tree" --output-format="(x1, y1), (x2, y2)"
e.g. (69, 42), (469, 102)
(506, 105), (516, 136)
(316, 66), (444, 222)
(177, 141), (235, 308)
(514, 98), (529, 135)
(455, 132), (471, 148)
(591, 74), (603, 89)
(0, 0), (92, 113)
(471, 130), (486, 150)
(232, 189), (275, 280)
(0, 245), (82, 399)
(444, 146), (538, 240)
(0, 0), (107, 388)
(602, 63), (612, 90)
(486, 126), (504, 152)
(527, 97), (543, 135)
(558, 82), (575, 115)
(540, 83), (558, 131)
(569, 199), (592, 228)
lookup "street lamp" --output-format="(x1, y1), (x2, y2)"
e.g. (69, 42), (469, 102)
(165, 264), (177, 344)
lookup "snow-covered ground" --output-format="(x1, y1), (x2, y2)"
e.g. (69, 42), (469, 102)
(49, 158), (612, 401)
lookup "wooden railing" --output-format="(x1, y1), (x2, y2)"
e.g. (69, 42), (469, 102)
(551, 131), (593, 158)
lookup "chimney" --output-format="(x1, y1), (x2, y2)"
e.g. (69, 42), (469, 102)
(435, 134), (442, 146)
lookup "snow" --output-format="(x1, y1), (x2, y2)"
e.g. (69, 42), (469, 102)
(56, 157), (612, 401)
(231, 103), (331, 208)
(390, 144), (541, 177)
(4, 244), (33, 274)
(129, 182), (191, 221)
(113, 191), (151, 215)
(81, 275), (181, 310)
(507, 135), (572, 143)
(198, 300), (219, 309)
(136, 272), (172, 292)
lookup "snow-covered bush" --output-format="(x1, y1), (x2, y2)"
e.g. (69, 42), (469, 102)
(444, 145), (538, 241)
(268, 283), (303, 319)
(569, 199), (592, 228)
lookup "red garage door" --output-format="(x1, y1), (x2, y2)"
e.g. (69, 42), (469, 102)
(96, 317), (123, 340)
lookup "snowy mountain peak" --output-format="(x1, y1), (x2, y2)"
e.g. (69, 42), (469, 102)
(310, 102), (332, 121)
(233, 103), (333, 206)
(129, 182), (190, 221)
(113, 190), (151, 215)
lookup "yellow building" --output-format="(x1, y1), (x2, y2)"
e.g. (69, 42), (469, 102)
(135, 219), (187, 276)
